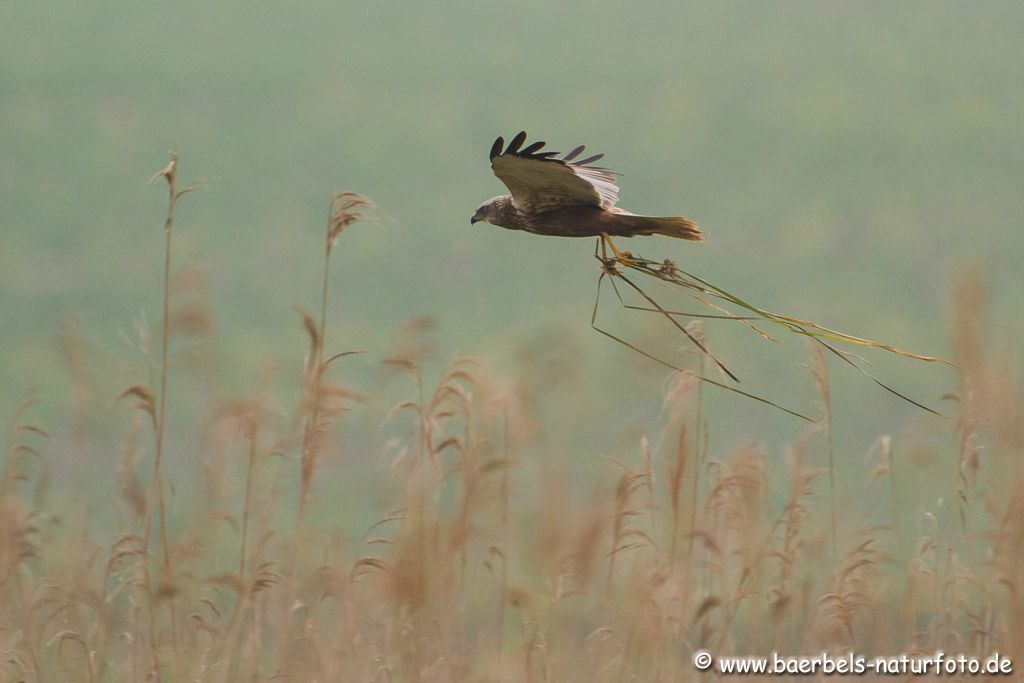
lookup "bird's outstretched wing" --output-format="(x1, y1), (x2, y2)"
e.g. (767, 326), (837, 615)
(489, 132), (620, 212)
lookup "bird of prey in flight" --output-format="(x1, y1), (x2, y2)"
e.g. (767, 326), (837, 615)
(471, 131), (702, 262)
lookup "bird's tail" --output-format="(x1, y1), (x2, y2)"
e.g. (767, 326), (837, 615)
(647, 215), (703, 241)
(611, 211), (703, 242)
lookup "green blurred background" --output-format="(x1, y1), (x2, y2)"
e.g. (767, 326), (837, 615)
(2, 2), (1022, 493)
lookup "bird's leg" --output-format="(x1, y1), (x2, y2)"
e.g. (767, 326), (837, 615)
(601, 233), (636, 267)
(596, 236), (618, 274)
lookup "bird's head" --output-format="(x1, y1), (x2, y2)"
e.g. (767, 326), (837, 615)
(470, 196), (507, 225)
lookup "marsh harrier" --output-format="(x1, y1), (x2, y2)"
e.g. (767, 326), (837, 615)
(471, 131), (701, 261)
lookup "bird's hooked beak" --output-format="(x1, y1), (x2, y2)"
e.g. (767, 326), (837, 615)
(470, 216), (480, 225)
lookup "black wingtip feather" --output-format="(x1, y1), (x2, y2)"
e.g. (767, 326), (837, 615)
(506, 131), (527, 155)
(492, 132), (604, 166)
(489, 136), (504, 160)
(562, 145), (586, 161)
(519, 141), (546, 156)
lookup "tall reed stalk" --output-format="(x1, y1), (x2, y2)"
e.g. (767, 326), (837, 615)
(288, 191), (373, 574)
(277, 191), (372, 674)
(142, 152), (201, 668)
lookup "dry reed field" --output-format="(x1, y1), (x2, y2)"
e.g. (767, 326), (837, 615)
(2, 155), (1022, 682)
